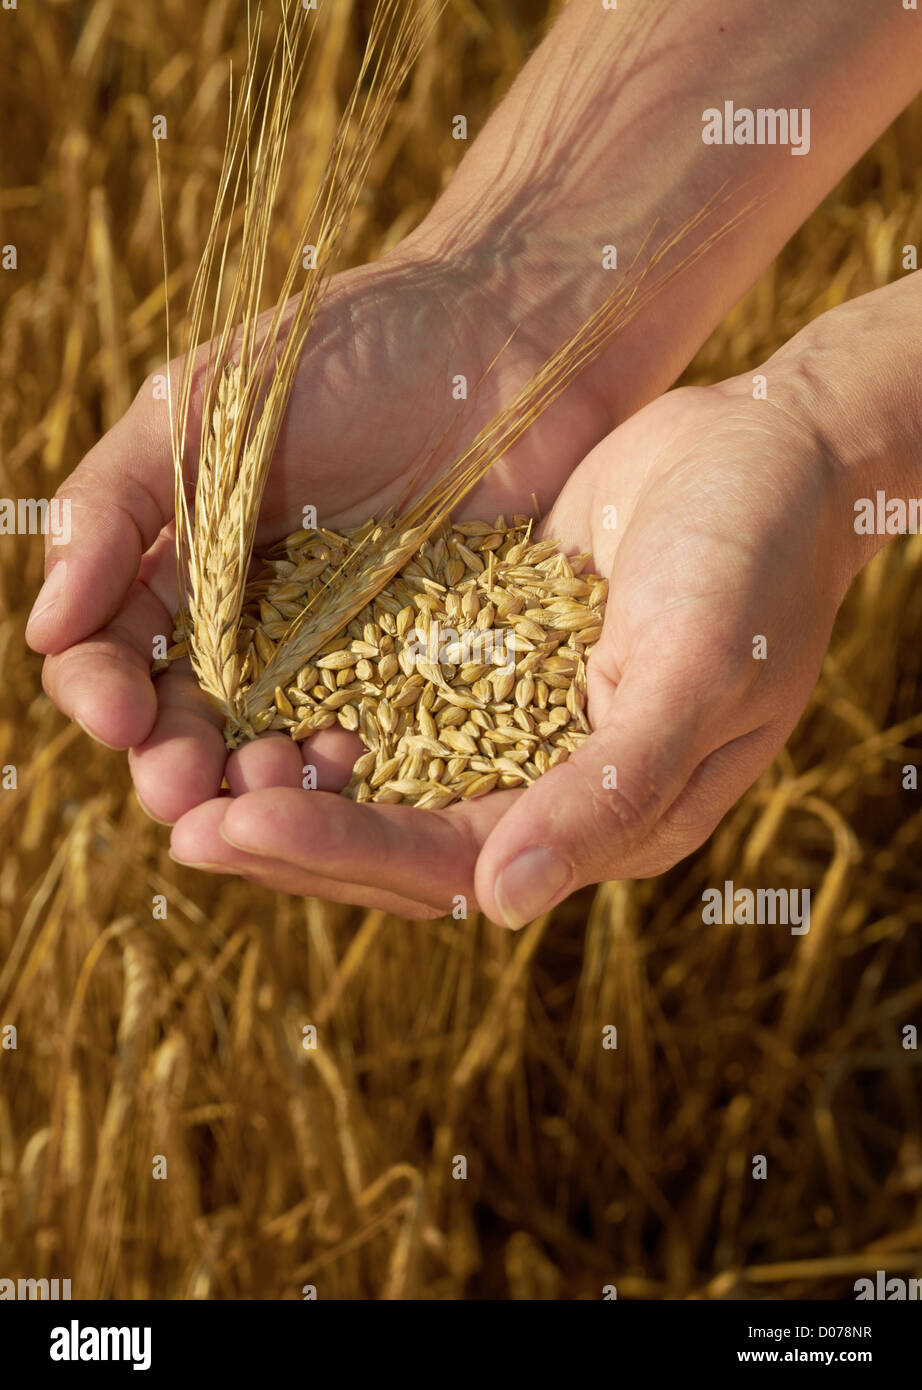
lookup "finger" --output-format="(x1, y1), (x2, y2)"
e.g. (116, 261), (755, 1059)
(169, 799), (444, 918)
(26, 381), (175, 652)
(225, 726), (363, 795)
(225, 733), (311, 795)
(128, 663), (227, 822)
(475, 650), (737, 928)
(39, 579), (169, 748)
(217, 785), (519, 911)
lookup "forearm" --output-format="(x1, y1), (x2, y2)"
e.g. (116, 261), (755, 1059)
(405, 0), (922, 422)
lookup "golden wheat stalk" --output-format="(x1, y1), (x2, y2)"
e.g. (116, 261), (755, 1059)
(159, 0), (434, 715)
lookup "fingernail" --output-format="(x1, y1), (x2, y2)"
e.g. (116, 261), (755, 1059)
(26, 561), (67, 634)
(494, 846), (571, 930)
(134, 789), (173, 826)
(74, 717), (122, 751)
(219, 822), (267, 855)
(168, 850), (229, 872)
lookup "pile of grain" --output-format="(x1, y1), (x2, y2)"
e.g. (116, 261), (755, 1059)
(164, 518), (605, 806)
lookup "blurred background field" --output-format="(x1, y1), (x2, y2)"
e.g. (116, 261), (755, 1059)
(1, 0), (921, 1299)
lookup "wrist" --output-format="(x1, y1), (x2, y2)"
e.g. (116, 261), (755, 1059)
(396, 210), (574, 361)
(397, 201), (733, 436)
(759, 278), (922, 580)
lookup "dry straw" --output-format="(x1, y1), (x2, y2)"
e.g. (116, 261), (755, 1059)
(160, 0), (438, 718)
(160, 0), (752, 760)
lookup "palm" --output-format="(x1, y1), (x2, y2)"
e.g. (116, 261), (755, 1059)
(530, 386), (842, 779)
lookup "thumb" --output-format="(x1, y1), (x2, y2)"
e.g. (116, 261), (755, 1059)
(474, 653), (722, 929)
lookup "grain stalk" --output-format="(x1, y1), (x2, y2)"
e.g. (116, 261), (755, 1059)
(158, 0), (434, 720)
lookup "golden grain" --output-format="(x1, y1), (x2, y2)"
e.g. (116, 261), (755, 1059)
(172, 516), (607, 807)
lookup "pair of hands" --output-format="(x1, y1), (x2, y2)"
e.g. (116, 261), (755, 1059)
(26, 244), (855, 925)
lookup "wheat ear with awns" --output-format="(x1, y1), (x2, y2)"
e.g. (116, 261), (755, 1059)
(159, 0), (750, 774)
(158, 0), (437, 728)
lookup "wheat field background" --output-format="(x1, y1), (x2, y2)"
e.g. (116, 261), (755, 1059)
(1, 0), (921, 1300)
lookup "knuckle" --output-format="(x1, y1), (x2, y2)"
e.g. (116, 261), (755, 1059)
(578, 761), (663, 850)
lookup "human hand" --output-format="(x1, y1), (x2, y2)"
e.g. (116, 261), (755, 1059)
(24, 234), (620, 833)
(168, 354), (862, 921)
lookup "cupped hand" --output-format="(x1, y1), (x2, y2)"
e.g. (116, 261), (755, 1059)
(170, 372), (858, 922)
(25, 241), (613, 832)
